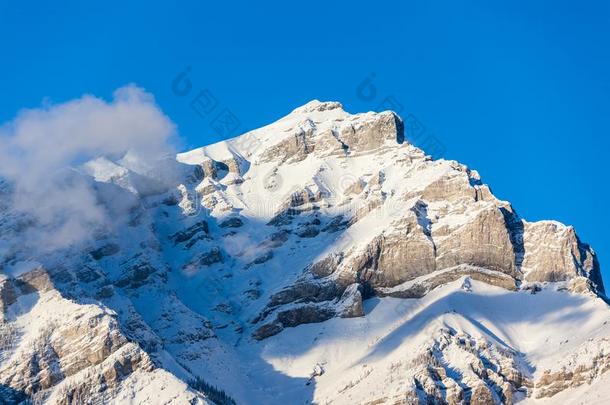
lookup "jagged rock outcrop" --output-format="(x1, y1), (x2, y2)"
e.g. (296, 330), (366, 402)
(378, 266), (518, 298)
(534, 338), (610, 398)
(0, 269), (208, 404)
(522, 221), (603, 292)
(354, 217), (437, 289)
(434, 206), (519, 276)
(259, 102), (403, 164)
(336, 283), (364, 318)
(342, 327), (532, 405)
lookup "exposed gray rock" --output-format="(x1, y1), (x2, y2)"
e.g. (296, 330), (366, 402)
(253, 304), (336, 340)
(259, 230), (290, 249)
(470, 383), (495, 405)
(267, 186), (326, 226)
(406, 328), (530, 405)
(248, 250), (273, 267)
(196, 247), (223, 266)
(259, 108), (403, 164)
(296, 225), (319, 238)
(343, 178), (366, 196)
(114, 262), (158, 289)
(0, 288), (166, 401)
(351, 214), (436, 289)
(334, 111), (404, 152)
(321, 215), (349, 233)
(219, 217), (243, 228)
(434, 206), (519, 276)
(368, 170), (385, 188)
(252, 322), (283, 341)
(90, 243), (120, 260)
(276, 304), (336, 328)
(337, 283), (364, 318)
(75, 265), (102, 283)
(522, 221), (604, 293)
(534, 337), (610, 398)
(200, 158), (217, 179)
(16, 267), (55, 294)
(378, 266), (517, 299)
(260, 120), (316, 164)
(421, 169), (477, 203)
(170, 220), (209, 245)
(195, 178), (219, 195)
(309, 253), (344, 278)
(268, 280), (341, 308)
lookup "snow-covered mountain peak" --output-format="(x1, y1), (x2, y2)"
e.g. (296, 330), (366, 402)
(179, 100), (403, 168)
(0, 101), (607, 404)
(289, 99), (345, 114)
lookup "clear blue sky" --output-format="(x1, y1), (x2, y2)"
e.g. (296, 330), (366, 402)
(1, 1), (608, 285)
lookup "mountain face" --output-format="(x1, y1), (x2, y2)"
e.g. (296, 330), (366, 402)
(0, 100), (608, 404)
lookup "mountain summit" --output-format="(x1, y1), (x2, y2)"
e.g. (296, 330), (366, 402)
(0, 101), (607, 404)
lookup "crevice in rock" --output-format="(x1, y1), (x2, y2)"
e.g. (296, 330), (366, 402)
(500, 207), (525, 274)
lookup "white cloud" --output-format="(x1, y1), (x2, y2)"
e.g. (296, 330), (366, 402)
(0, 85), (177, 250)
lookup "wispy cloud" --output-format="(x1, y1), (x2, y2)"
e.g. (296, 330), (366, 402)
(0, 85), (177, 250)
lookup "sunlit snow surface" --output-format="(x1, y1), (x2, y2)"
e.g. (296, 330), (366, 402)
(1, 101), (608, 404)
(242, 279), (609, 404)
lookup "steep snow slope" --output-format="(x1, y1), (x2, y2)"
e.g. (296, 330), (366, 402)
(0, 100), (607, 404)
(256, 278), (610, 404)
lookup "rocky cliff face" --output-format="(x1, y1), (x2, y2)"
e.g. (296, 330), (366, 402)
(0, 268), (210, 404)
(0, 100), (607, 404)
